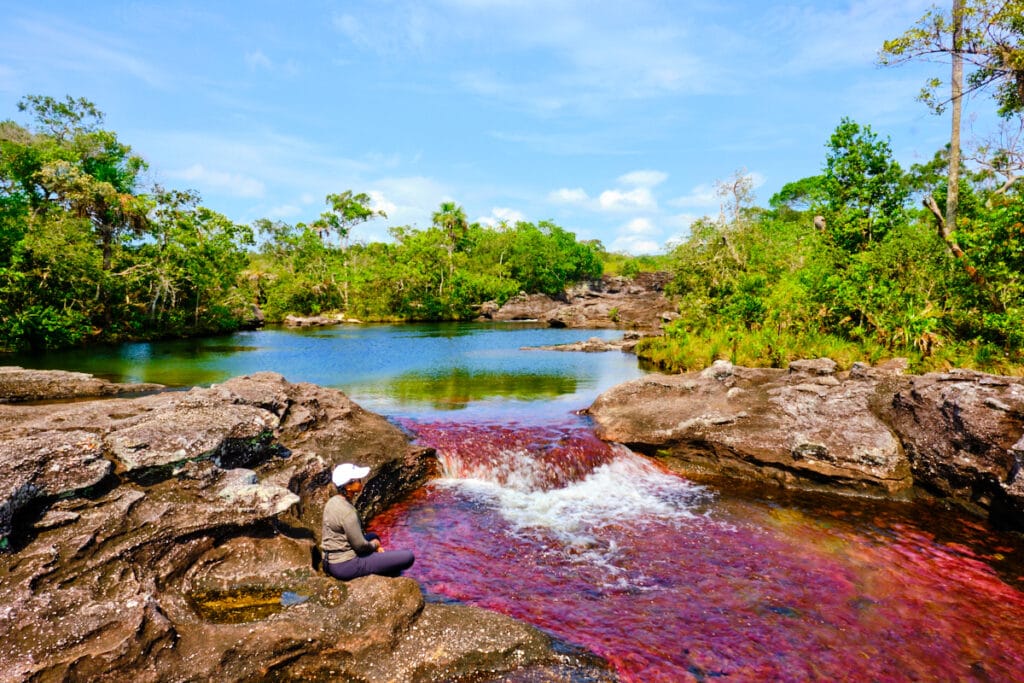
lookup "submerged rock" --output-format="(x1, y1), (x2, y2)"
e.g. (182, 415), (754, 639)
(0, 370), (603, 681)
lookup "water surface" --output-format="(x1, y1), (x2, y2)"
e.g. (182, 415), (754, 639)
(8, 323), (1024, 681)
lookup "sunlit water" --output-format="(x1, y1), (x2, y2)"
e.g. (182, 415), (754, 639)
(377, 419), (1024, 682)
(8, 324), (1024, 680)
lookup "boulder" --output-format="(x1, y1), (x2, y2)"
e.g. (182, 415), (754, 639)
(588, 360), (1024, 528)
(882, 370), (1024, 524)
(587, 359), (913, 495)
(482, 273), (676, 331)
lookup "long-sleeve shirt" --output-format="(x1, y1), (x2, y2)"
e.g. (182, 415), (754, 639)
(321, 494), (376, 563)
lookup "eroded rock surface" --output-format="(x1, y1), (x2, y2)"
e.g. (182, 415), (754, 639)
(881, 370), (1024, 525)
(588, 359), (911, 495)
(0, 370), (604, 682)
(482, 272), (675, 331)
(587, 359), (1024, 527)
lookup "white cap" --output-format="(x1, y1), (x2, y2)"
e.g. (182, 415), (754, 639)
(332, 463), (371, 487)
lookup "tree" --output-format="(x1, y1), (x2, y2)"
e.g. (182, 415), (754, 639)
(431, 201), (468, 284)
(819, 118), (908, 253)
(311, 190), (385, 247)
(12, 95), (150, 271)
(880, 1), (1024, 310)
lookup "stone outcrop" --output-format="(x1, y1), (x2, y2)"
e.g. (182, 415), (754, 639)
(881, 369), (1024, 526)
(523, 331), (647, 353)
(587, 359), (1024, 527)
(0, 370), (607, 682)
(283, 314), (362, 327)
(0, 366), (161, 403)
(482, 272), (675, 331)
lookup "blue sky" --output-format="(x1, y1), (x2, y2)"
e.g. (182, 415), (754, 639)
(0, 1), (970, 253)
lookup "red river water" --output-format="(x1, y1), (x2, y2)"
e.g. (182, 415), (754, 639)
(374, 418), (1024, 682)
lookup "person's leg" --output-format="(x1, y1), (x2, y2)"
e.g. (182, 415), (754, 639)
(362, 549), (414, 577)
(326, 550), (414, 580)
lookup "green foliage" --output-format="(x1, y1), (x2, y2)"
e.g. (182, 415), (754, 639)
(0, 96), (256, 350)
(820, 118), (908, 252)
(641, 117), (1024, 375)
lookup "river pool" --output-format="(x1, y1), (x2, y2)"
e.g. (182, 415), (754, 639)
(8, 323), (1024, 681)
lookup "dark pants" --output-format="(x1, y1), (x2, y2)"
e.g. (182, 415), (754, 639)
(325, 534), (415, 580)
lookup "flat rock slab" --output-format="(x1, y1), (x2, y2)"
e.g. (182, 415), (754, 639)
(0, 366), (162, 402)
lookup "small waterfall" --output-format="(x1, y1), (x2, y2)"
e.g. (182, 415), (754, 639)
(379, 419), (1024, 682)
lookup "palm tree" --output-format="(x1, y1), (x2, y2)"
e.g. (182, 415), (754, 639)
(431, 201), (468, 283)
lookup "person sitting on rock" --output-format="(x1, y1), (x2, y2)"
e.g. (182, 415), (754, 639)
(321, 462), (415, 580)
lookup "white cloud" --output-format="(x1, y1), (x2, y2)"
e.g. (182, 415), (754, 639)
(12, 17), (167, 88)
(245, 50), (272, 70)
(265, 204), (302, 219)
(609, 234), (661, 255)
(618, 170), (667, 187)
(367, 190), (397, 217)
(668, 183), (717, 209)
(624, 217), (657, 235)
(172, 164), (265, 198)
(478, 206), (525, 227)
(548, 187), (589, 204)
(598, 187), (656, 212)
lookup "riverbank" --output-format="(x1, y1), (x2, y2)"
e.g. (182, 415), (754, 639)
(0, 370), (613, 681)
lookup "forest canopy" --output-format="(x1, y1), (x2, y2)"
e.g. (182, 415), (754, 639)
(0, 95), (603, 351)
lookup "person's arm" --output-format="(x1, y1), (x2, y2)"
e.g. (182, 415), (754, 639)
(339, 505), (379, 555)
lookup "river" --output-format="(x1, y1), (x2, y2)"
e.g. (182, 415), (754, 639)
(10, 323), (1024, 681)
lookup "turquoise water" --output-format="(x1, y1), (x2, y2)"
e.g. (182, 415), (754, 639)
(3, 323), (645, 420)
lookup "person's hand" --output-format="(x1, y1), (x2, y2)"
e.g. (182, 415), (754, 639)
(372, 538), (382, 552)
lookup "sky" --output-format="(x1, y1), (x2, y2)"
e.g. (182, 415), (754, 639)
(0, 0), (977, 254)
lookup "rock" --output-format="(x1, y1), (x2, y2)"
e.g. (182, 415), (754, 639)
(0, 366), (162, 403)
(283, 314), (361, 327)
(788, 357), (838, 376)
(522, 332), (647, 353)
(0, 369), (600, 681)
(482, 273), (676, 331)
(588, 360), (1024, 528)
(587, 363), (913, 496)
(882, 370), (1024, 524)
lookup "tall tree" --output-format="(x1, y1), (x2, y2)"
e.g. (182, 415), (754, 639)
(880, 1), (1024, 308)
(431, 201), (468, 284)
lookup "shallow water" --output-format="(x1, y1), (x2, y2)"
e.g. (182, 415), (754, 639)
(376, 418), (1024, 682)
(9, 324), (1024, 680)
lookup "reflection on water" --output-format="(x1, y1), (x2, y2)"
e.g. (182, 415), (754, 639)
(383, 368), (577, 410)
(2, 323), (640, 419)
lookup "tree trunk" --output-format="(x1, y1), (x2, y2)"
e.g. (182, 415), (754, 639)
(946, 0), (963, 238)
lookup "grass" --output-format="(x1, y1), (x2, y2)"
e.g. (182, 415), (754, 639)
(635, 327), (1024, 376)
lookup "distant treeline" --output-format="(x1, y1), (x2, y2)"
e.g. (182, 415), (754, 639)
(2, 88), (1022, 373)
(0, 95), (603, 351)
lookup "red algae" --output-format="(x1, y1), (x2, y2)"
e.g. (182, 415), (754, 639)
(375, 419), (1024, 682)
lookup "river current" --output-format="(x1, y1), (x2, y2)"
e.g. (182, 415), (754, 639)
(11, 323), (1024, 681)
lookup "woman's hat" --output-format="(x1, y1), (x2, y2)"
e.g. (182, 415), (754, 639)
(332, 463), (371, 487)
